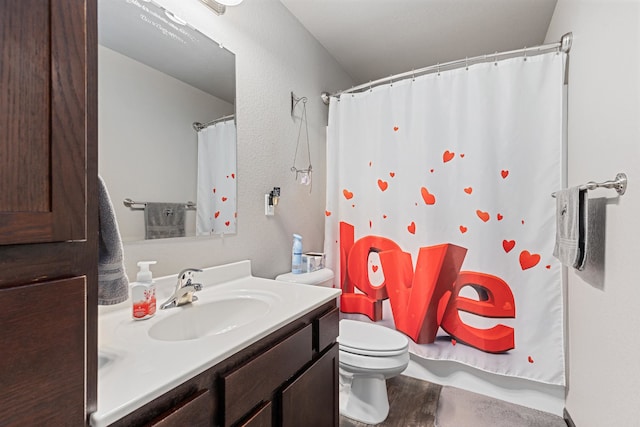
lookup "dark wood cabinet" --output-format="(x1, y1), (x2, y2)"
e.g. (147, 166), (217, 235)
(110, 301), (339, 427)
(0, 0), (90, 245)
(0, 0), (98, 425)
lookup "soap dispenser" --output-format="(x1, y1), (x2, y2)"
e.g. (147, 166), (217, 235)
(131, 261), (157, 320)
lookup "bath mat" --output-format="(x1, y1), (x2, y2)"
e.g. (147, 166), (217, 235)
(435, 386), (566, 427)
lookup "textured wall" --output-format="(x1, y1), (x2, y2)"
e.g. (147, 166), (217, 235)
(117, 0), (354, 279)
(545, 1), (640, 425)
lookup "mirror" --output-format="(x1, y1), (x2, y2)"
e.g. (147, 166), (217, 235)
(98, 0), (237, 242)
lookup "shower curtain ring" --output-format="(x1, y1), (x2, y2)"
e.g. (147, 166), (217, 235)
(412, 69), (415, 81)
(437, 63), (440, 76)
(465, 57), (468, 70)
(523, 47), (528, 62)
(494, 51), (498, 66)
(369, 81), (372, 92)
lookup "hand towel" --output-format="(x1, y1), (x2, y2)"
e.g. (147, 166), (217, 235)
(553, 186), (588, 269)
(98, 176), (129, 305)
(144, 202), (186, 239)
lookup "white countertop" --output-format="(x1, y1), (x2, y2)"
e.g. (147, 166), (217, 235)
(91, 260), (340, 427)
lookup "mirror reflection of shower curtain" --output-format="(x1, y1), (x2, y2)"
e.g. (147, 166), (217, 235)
(196, 120), (237, 235)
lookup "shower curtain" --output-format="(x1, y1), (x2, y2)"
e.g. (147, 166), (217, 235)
(325, 52), (566, 385)
(196, 119), (237, 235)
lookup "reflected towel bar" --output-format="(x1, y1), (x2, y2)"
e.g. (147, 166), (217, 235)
(123, 198), (196, 211)
(551, 173), (627, 198)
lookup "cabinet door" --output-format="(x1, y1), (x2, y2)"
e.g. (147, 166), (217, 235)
(0, 0), (88, 245)
(0, 277), (86, 426)
(281, 344), (339, 427)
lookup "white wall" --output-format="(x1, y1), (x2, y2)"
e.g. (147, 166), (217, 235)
(115, 0), (354, 279)
(99, 46), (233, 241)
(545, 1), (640, 425)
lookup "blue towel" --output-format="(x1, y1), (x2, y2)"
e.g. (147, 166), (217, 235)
(98, 176), (129, 305)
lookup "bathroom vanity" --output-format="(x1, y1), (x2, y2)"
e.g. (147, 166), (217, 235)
(92, 261), (340, 427)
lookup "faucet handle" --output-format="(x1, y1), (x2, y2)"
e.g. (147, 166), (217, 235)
(177, 268), (203, 287)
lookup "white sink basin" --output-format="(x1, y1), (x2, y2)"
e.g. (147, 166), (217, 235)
(148, 290), (280, 341)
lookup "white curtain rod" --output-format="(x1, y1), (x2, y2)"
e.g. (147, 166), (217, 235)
(321, 32), (572, 103)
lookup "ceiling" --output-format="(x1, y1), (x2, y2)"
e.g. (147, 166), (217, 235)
(98, 0), (236, 103)
(279, 0), (558, 85)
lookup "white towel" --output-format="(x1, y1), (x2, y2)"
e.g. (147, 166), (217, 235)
(553, 186), (588, 269)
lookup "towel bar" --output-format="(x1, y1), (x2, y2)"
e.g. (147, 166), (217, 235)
(551, 172), (627, 198)
(123, 198), (196, 211)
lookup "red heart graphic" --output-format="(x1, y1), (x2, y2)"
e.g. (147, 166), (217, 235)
(430, 169), (435, 173)
(528, 356), (534, 364)
(231, 173), (235, 179)
(352, 204), (355, 208)
(369, 161), (372, 167)
(343, 189), (354, 200)
(546, 265), (551, 269)
(407, 222), (416, 234)
(451, 339), (457, 346)
(443, 150), (455, 163)
(378, 179), (388, 191)
(460, 154), (465, 158)
(393, 126), (399, 131)
(519, 250), (541, 270)
(213, 188), (216, 193)
(369, 220), (372, 228)
(502, 239), (515, 253)
(476, 210), (490, 222)
(214, 211), (220, 219)
(221, 197), (228, 202)
(389, 172), (395, 178)
(226, 175), (229, 178)
(501, 170), (509, 179)
(225, 221), (230, 226)
(372, 265), (379, 273)
(497, 213), (504, 221)
(459, 225), (467, 234)
(421, 187), (436, 205)
(464, 187), (473, 194)
(325, 210), (331, 217)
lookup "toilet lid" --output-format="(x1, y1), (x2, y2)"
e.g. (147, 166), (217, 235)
(339, 319), (409, 357)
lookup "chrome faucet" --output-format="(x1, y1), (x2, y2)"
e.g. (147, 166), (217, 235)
(160, 268), (203, 309)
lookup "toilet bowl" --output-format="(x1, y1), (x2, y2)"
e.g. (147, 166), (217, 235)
(274, 269), (409, 424)
(339, 319), (409, 424)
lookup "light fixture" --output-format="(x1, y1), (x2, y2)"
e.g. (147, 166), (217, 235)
(199, 0), (243, 16)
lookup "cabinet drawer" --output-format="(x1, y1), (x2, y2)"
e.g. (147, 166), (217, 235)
(223, 324), (313, 426)
(314, 307), (339, 353)
(149, 390), (214, 427)
(239, 401), (272, 427)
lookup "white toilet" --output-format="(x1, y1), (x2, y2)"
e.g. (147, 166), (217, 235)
(275, 268), (410, 425)
(338, 319), (409, 424)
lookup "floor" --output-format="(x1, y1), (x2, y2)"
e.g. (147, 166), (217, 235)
(339, 376), (442, 427)
(338, 375), (566, 427)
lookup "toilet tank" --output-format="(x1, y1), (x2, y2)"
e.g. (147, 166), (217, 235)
(275, 268), (335, 288)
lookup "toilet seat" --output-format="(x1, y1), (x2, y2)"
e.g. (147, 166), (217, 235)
(339, 319), (409, 357)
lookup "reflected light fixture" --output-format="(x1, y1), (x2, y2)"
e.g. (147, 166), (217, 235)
(199, 0), (244, 16)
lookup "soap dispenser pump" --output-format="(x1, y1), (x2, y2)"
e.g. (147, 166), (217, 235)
(131, 261), (157, 320)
